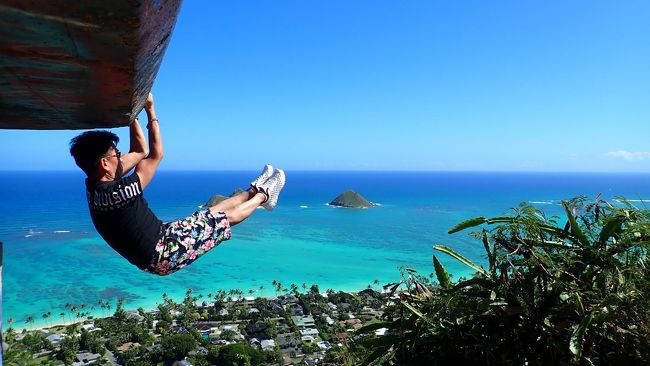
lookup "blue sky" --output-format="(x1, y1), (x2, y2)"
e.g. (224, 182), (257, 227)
(1, 0), (649, 171)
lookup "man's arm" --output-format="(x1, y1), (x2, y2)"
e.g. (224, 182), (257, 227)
(135, 93), (163, 189)
(120, 118), (148, 175)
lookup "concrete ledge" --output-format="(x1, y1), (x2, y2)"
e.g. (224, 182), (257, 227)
(0, 0), (182, 130)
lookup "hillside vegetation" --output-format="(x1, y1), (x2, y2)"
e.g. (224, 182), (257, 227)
(354, 196), (650, 366)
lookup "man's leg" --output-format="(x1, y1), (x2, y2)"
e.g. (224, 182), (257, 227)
(210, 188), (257, 212)
(222, 193), (267, 225)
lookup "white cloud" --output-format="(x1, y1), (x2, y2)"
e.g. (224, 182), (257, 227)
(605, 150), (650, 162)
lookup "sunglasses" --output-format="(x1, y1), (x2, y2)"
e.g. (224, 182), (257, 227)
(100, 149), (121, 161)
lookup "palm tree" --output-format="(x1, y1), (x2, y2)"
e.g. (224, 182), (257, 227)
(25, 315), (35, 328)
(274, 281), (283, 296)
(310, 284), (320, 296)
(66, 322), (81, 336)
(162, 292), (171, 307)
(227, 289), (236, 303)
(69, 305), (78, 324)
(42, 312), (52, 328)
(97, 299), (105, 317)
(216, 289), (226, 303)
(7, 317), (14, 331)
(272, 280), (283, 296)
(114, 298), (127, 323)
(59, 312), (66, 325)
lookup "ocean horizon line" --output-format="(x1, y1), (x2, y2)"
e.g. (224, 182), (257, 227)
(2, 169), (650, 174)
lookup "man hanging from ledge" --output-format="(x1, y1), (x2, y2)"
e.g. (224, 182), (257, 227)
(69, 92), (285, 275)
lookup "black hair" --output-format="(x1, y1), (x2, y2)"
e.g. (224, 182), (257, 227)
(69, 130), (119, 176)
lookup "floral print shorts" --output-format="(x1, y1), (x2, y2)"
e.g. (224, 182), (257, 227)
(145, 209), (231, 275)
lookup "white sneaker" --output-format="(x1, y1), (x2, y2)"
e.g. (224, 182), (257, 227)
(250, 164), (273, 189)
(259, 168), (286, 210)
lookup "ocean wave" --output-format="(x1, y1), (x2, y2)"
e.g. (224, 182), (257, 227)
(53, 230), (71, 233)
(530, 201), (555, 205)
(300, 205), (308, 208)
(625, 199), (650, 203)
(24, 229), (43, 237)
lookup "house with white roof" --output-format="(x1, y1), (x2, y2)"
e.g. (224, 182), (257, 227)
(317, 341), (332, 350)
(260, 339), (276, 351)
(46, 334), (63, 345)
(301, 335), (315, 342)
(300, 328), (319, 337)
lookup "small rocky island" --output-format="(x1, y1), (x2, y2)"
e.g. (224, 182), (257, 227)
(204, 188), (245, 207)
(329, 189), (375, 208)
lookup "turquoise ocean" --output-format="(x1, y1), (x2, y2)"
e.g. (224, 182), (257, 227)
(2, 171), (650, 329)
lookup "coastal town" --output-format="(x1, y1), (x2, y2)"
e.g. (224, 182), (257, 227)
(4, 192), (387, 366)
(3, 282), (391, 365)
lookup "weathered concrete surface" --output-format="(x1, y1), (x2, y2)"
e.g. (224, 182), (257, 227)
(0, 0), (182, 130)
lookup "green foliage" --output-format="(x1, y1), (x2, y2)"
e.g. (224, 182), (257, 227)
(263, 320), (278, 339)
(356, 197), (650, 365)
(4, 332), (55, 365)
(117, 345), (152, 366)
(161, 333), (197, 363)
(299, 295), (312, 315)
(310, 284), (321, 296)
(211, 343), (271, 366)
(220, 329), (236, 341)
(113, 298), (127, 323)
(301, 341), (320, 354)
(187, 353), (211, 366)
(58, 334), (80, 365)
(323, 344), (364, 366)
(80, 328), (105, 356)
(432, 255), (451, 289)
(95, 314), (152, 348)
(21, 332), (52, 353)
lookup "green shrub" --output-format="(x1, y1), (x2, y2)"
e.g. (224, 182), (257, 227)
(210, 343), (269, 366)
(357, 197), (650, 365)
(161, 333), (197, 363)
